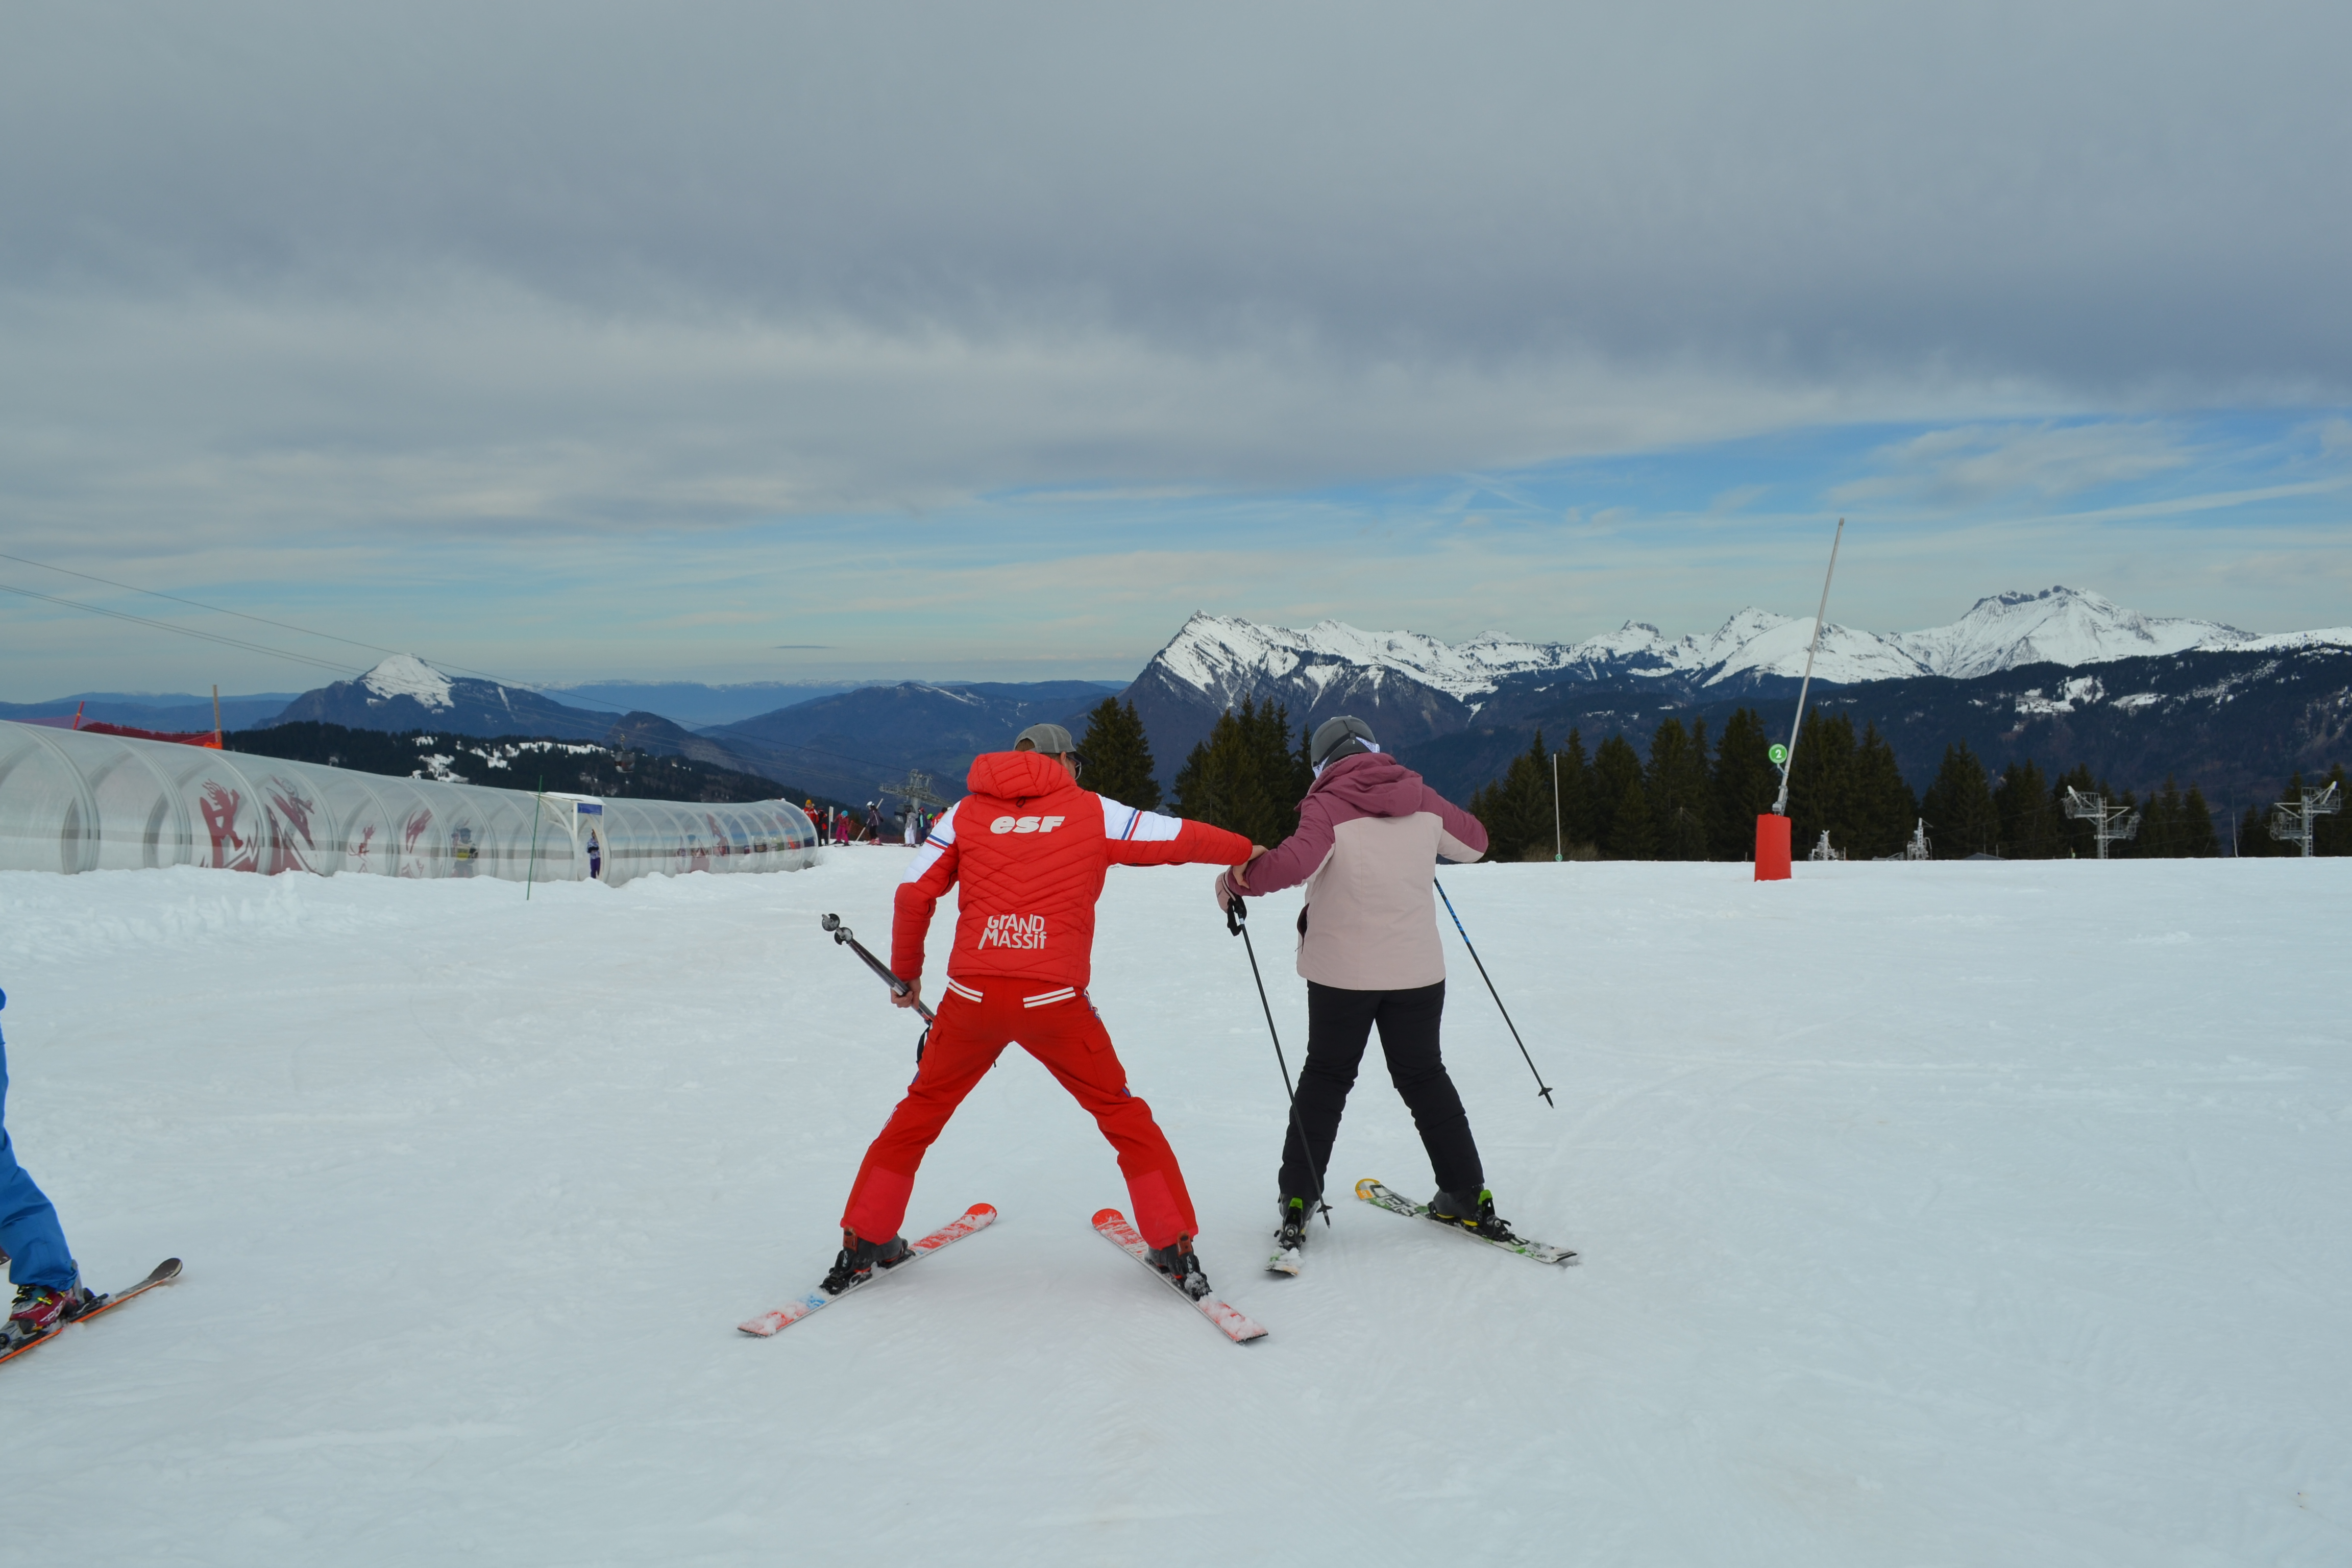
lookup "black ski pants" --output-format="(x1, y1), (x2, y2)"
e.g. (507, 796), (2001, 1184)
(1278, 979), (1483, 1203)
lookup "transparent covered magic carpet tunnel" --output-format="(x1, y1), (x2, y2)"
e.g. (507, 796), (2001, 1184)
(0, 720), (820, 885)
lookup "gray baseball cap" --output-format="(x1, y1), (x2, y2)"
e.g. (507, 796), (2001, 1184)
(1310, 715), (1379, 768)
(1013, 722), (1076, 754)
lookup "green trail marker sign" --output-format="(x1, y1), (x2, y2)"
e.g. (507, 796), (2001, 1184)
(1768, 743), (1790, 766)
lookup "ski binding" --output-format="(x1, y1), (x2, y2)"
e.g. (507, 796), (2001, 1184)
(1092, 1209), (1267, 1343)
(0, 1258), (183, 1369)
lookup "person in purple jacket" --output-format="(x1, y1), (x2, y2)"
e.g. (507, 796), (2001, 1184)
(1215, 715), (1525, 1262)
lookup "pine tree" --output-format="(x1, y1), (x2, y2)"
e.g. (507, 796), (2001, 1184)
(2179, 783), (2220, 857)
(2137, 777), (2189, 857)
(1994, 760), (2059, 858)
(1590, 733), (1654, 859)
(1468, 730), (1555, 861)
(1555, 729), (1596, 855)
(1850, 722), (1917, 859)
(1646, 718), (1711, 861)
(1076, 698), (1161, 811)
(1787, 711), (1859, 859)
(1171, 698), (1307, 846)
(1921, 742), (1998, 857)
(1707, 707), (1776, 860)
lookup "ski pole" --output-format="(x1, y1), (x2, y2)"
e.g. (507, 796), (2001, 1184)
(1226, 895), (1331, 1223)
(1432, 879), (1557, 1107)
(822, 913), (934, 1062)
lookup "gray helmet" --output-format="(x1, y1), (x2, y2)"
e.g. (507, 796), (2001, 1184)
(1310, 715), (1379, 769)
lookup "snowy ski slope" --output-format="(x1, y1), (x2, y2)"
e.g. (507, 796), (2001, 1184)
(1, 851), (2346, 1565)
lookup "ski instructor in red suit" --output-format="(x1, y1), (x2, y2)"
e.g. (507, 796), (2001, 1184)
(829, 722), (1259, 1300)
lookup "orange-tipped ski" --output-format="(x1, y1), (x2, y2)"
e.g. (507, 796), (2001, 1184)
(738, 1204), (996, 1337)
(1093, 1208), (1267, 1343)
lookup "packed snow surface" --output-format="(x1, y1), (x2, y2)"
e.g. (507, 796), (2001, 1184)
(357, 653), (455, 710)
(3, 852), (2348, 1565)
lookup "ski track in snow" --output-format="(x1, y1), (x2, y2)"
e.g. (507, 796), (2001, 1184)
(2, 854), (2348, 1565)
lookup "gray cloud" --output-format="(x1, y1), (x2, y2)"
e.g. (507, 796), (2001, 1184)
(8, 4), (2348, 412)
(1830, 422), (2195, 506)
(5, 1), (2350, 696)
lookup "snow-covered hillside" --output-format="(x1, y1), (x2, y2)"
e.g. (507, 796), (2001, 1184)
(1153, 614), (1580, 704)
(1143, 586), (2302, 700)
(1895, 586), (2247, 678)
(356, 653), (456, 710)
(4, 854), (2347, 1564)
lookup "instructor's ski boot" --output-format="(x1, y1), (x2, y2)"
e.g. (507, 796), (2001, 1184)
(1275, 1195), (1314, 1254)
(820, 1230), (911, 1295)
(1146, 1235), (1213, 1300)
(1429, 1188), (1520, 1244)
(6, 1281), (95, 1344)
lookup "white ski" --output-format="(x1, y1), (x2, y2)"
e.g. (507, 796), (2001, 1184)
(1354, 1179), (1579, 1266)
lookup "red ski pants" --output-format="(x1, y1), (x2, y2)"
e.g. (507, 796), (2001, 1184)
(839, 983), (1200, 1248)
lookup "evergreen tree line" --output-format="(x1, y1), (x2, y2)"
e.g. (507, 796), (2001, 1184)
(1468, 711), (2338, 862)
(1465, 709), (1921, 862)
(1075, 694), (2348, 860)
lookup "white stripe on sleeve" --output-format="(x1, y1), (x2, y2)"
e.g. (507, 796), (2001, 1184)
(1123, 808), (1185, 843)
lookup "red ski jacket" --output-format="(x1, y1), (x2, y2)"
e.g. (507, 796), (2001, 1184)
(892, 750), (1254, 995)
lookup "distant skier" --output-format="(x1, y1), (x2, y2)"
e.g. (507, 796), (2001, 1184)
(1215, 716), (1516, 1262)
(829, 723), (1258, 1301)
(1, 988), (93, 1347)
(864, 802), (885, 842)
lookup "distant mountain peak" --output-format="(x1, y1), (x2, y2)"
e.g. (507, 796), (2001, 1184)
(360, 654), (455, 712)
(1896, 585), (2247, 679)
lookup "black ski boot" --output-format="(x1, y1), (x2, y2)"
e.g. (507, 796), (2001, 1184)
(1145, 1234), (1212, 1300)
(1275, 1195), (1314, 1254)
(1428, 1188), (1519, 1244)
(820, 1229), (912, 1295)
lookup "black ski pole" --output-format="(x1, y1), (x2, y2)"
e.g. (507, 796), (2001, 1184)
(1226, 894), (1331, 1222)
(822, 913), (934, 1061)
(1432, 879), (1556, 1107)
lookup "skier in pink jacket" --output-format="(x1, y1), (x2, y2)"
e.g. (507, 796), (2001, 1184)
(1216, 715), (1524, 1261)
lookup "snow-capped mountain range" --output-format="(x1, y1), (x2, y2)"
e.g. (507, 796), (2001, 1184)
(1150, 587), (2340, 706)
(1123, 587), (2352, 796)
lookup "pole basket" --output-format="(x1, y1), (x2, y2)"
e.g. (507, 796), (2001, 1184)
(1754, 813), (1792, 881)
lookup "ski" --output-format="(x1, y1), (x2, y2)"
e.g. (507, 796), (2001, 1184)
(1266, 1243), (1302, 1277)
(1354, 1179), (1580, 1266)
(1092, 1208), (1268, 1343)
(738, 1203), (997, 1337)
(0, 1258), (183, 1369)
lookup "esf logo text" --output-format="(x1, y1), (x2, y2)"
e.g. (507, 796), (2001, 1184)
(990, 815), (1066, 835)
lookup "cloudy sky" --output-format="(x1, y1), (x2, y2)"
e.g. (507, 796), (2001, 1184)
(4, 1), (2347, 699)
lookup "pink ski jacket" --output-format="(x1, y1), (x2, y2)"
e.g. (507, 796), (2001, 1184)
(1216, 752), (1488, 991)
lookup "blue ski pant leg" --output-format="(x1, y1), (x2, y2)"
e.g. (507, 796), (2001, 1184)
(0, 1035), (78, 1292)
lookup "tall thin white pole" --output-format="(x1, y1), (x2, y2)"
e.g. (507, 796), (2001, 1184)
(1552, 750), (1563, 862)
(1771, 518), (1845, 817)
